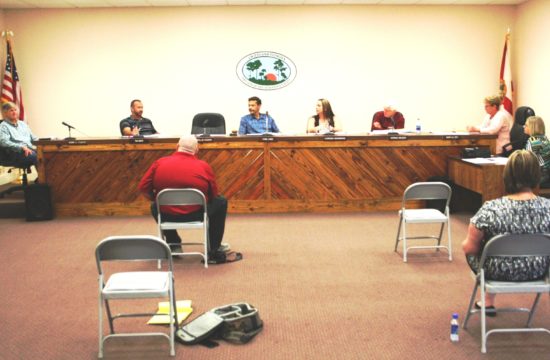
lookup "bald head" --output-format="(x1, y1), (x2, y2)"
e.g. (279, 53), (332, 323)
(177, 136), (198, 154)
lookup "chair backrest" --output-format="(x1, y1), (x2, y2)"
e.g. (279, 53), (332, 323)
(156, 188), (207, 208)
(479, 233), (550, 267)
(403, 182), (452, 202)
(514, 106), (535, 126)
(191, 113), (226, 135)
(95, 235), (172, 273)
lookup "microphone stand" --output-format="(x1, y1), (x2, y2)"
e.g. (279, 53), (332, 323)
(62, 122), (75, 140)
(265, 111), (269, 134)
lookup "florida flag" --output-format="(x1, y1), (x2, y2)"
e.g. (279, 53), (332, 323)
(499, 32), (513, 116)
(1, 40), (25, 120)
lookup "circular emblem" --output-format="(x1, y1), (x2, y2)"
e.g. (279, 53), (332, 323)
(236, 51), (297, 90)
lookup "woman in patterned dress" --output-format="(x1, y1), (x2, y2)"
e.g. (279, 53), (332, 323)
(462, 150), (550, 315)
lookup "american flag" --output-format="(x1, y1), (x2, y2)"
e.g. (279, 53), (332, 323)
(2, 40), (25, 120)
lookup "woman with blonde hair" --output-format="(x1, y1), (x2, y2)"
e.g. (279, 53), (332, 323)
(467, 95), (512, 155)
(524, 115), (550, 186)
(307, 99), (342, 134)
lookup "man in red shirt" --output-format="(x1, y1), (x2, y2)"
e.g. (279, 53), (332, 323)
(138, 136), (228, 258)
(371, 104), (405, 131)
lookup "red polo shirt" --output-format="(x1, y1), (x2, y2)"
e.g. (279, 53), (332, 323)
(138, 151), (219, 215)
(371, 111), (405, 131)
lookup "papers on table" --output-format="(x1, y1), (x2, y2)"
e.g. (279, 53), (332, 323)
(462, 157), (508, 165)
(148, 300), (193, 325)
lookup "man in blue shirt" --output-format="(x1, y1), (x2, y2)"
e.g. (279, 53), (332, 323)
(238, 96), (280, 135)
(0, 101), (38, 168)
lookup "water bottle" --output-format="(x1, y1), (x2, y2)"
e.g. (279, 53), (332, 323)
(450, 313), (459, 342)
(416, 118), (422, 133)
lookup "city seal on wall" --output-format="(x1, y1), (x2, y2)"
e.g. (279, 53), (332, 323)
(236, 51), (297, 90)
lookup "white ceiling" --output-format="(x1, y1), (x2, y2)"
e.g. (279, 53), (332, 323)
(0, 0), (530, 10)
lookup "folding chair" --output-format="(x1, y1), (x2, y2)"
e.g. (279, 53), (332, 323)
(157, 188), (209, 268)
(394, 182), (452, 262)
(96, 235), (178, 358)
(462, 233), (550, 353)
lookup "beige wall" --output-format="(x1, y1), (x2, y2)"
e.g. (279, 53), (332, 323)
(515, 0), (550, 121)
(4, 5), (518, 137)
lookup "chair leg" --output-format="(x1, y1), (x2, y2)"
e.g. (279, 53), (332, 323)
(169, 274), (176, 356)
(526, 293), (543, 327)
(480, 275), (487, 354)
(402, 220), (407, 262)
(105, 299), (114, 334)
(394, 215), (403, 252)
(436, 223), (444, 247)
(203, 223), (209, 269)
(463, 281), (479, 330)
(447, 220), (452, 261)
(98, 281), (104, 358)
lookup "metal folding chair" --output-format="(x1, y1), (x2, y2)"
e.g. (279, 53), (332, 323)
(156, 188), (209, 268)
(394, 182), (452, 262)
(462, 233), (550, 353)
(96, 235), (177, 358)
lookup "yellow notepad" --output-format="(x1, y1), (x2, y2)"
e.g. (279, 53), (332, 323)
(147, 300), (193, 325)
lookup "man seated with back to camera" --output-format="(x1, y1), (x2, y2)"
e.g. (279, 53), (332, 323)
(119, 99), (158, 136)
(138, 135), (235, 263)
(239, 96), (280, 135)
(0, 101), (38, 169)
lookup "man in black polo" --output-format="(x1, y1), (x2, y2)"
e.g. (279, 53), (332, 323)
(119, 99), (158, 136)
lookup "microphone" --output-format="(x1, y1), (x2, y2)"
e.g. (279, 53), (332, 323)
(62, 121), (75, 129)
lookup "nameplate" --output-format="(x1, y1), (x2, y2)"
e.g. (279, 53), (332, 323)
(197, 138), (214, 143)
(444, 135), (460, 140)
(323, 136), (347, 141)
(389, 136), (408, 140)
(130, 138), (148, 144)
(261, 137), (276, 142)
(67, 140), (87, 145)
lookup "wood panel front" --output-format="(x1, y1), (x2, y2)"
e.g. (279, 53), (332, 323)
(448, 157), (505, 203)
(36, 135), (496, 216)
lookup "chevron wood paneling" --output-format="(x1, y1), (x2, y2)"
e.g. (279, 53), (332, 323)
(270, 146), (462, 200)
(200, 148), (265, 200)
(35, 135), (495, 216)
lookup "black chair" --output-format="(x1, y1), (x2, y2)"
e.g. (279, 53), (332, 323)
(0, 119), (34, 198)
(502, 106), (535, 156)
(191, 113), (226, 135)
(0, 146), (32, 198)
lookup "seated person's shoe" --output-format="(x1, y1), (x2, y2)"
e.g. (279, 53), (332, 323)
(218, 242), (231, 252)
(475, 302), (497, 317)
(169, 244), (183, 253)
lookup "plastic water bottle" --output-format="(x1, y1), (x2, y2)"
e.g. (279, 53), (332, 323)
(416, 118), (422, 133)
(450, 313), (459, 342)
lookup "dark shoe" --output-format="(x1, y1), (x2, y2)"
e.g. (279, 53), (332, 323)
(475, 302), (497, 317)
(169, 244), (183, 254)
(204, 250), (243, 265)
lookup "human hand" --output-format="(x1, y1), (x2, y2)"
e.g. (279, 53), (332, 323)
(132, 126), (140, 135)
(22, 146), (34, 157)
(373, 121), (382, 129)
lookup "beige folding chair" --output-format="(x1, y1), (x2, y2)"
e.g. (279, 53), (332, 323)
(157, 188), (209, 268)
(394, 182), (452, 262)
(462, 233), (550, 353)
(96, 235), (177, 358)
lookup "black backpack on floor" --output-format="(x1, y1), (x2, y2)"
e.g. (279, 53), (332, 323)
(176, 302), (263, 347)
